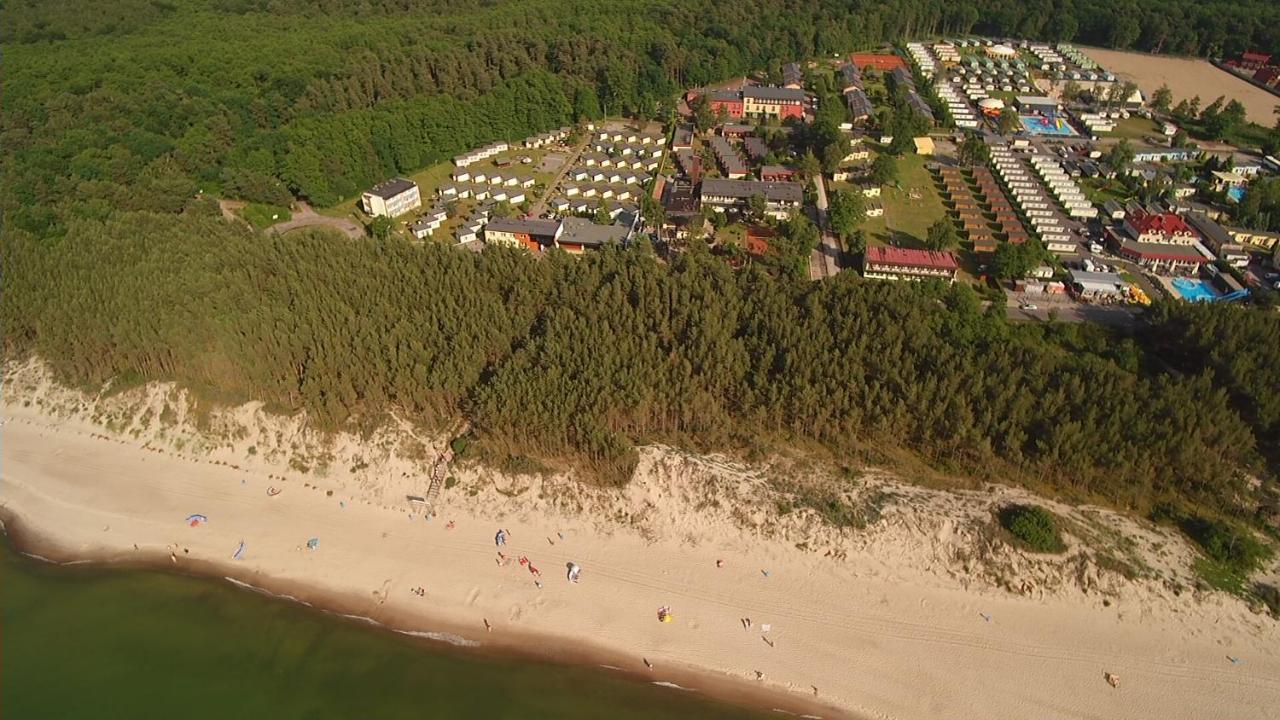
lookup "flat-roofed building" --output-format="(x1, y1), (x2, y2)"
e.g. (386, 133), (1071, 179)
(361, 178), (421, 218)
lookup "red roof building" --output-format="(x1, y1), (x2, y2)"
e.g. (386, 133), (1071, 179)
(1122, 208), (1198, 244)
(850, 53), (907, 72)
(863, 246), (958, 282)
(1241, 51), (1272, 68)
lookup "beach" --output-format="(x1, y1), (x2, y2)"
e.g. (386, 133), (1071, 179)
(3, 366), (1279, 719)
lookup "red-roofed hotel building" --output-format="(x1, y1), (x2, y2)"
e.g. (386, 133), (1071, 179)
(862, 246), (959, 282)
(1107, 206), (1212, 274)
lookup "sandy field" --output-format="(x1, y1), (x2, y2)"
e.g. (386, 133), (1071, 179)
(1083, 47), (1278, 125)
(3, 361), (1279, 720)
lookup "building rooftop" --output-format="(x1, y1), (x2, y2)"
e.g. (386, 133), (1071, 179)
(865, 246), (958, 270)
(742, 86), (807, 102)
(557, 217), (628, 248)
(366, 177), (417, 199)
(701, 178), (804, 203)
(485, 217), (561, 237)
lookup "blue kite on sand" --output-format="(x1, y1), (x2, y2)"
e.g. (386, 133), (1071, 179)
(306, 537), (319, 550)
(186, 514), (208, 527)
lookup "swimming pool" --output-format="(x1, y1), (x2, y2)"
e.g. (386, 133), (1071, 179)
(1019, 115), (1077, 137)
(1171, 277), (1219, 302)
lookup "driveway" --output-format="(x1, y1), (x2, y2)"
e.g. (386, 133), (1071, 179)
(268, 202), (364, 239)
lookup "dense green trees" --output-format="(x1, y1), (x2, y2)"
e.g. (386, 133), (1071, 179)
(8, 0), (1279, 237)
(5, 215), (1274, 513)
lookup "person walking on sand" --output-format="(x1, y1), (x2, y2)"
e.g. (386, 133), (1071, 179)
(495, 529), (507, 547)
(484, 618), (492, 632)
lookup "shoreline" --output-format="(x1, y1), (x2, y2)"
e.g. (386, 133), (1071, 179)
(0, 510), (845, 719)
(3, 371), (1279, 720)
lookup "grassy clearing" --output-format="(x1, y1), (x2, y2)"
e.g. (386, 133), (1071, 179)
(1101, 116), (1162, 141)
(860, 152), (946, 249)
(240, 203), (292, 229)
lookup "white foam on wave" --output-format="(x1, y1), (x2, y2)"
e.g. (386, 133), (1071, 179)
(20, 551), (54, 563)
(598, 664), (623, 671)
(61, 559), (94, 566)
(651, 681), (695, 692)
(394, 629), (481, 647)
(222, 576), (313, 606)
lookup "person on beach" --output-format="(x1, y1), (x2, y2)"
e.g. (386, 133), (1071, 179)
(495, 529), (507, 546)
(484, 618), (492, 632)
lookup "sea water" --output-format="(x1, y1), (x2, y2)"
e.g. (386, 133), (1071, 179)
(0, 538), (773, 719)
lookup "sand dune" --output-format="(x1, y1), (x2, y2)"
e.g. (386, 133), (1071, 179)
(2, 362), (1278, 719)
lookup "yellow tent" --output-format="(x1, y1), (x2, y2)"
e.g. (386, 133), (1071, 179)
(913, 136), (935, 155)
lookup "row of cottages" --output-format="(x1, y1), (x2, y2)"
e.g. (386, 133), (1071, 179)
(524, 126), (572, 149)
(560, 184), (638, 202)
(596, 129), (665, 146)
(1105, 205), (1213, 274)
(436, 184), (527, 205)
(887, 67), (934, 123)
(837, 58), (873, 125)
(450, 169), (536, 188)
(484, 216), (629, 254)
(453, 141), (510, 167)
(546, 197), (637, 221)
(709, 136), (749, 179)
(409, 206), (449, 239)
(577, 152), (660, 171)
(455, 204), (495, 245)
(699, 178), (804, 220)
(566, 168), (650, 185)
(590, 140), (662, 159)
(703, 86), (807, 121)
(361, 178), (421, 218)
(862, 246), (958, 282)
(988, 143), (1075, 255)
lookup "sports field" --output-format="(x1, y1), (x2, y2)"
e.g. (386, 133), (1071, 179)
(1083, 47), (1277, 125)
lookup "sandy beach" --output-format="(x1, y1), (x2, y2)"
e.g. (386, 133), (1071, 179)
(3, 364), (1279, 719)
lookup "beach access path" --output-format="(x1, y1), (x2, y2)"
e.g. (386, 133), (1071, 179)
(3, 401), (1278, 720)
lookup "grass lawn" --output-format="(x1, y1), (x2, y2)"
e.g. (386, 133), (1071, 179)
(316, 145), (560, 223)
(859, 153), (946, 249)
(1079, 177), (1132, 205)
(240, 203), (292, 229)
(1102, 115), (1162, 141)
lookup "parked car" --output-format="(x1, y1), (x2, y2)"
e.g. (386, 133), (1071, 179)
(1020, 303), (1038, 310)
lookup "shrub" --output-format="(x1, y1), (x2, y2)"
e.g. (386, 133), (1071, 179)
(1180, 515), (1271, 576)
(444, 475), (458, 490)
(999, 504), (1066, 553)
(450, 436), (469, 456)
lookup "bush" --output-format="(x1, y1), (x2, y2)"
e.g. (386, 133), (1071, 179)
(444, 476), (458, 490)
(999, 504), (1066, 553)
(450, 436), (469, 456)
(1180, 515), (1271, 576)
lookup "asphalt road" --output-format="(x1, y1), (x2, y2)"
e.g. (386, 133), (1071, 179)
(809, 174), (842, 280)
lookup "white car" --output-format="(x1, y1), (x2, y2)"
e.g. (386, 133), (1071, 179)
(1020, 303), (1038, 311)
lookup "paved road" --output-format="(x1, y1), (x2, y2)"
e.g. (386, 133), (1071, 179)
(528, 132), (592, 217)
(809, 174), (842, 280)
(268, 202), (364, 239)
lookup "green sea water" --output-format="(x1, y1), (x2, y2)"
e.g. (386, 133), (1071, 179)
(1, 538), (772, 719)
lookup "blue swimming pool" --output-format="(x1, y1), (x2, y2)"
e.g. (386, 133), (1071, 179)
(1171, 277), (1219, 302)
(1019, 115), (1077, 137)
